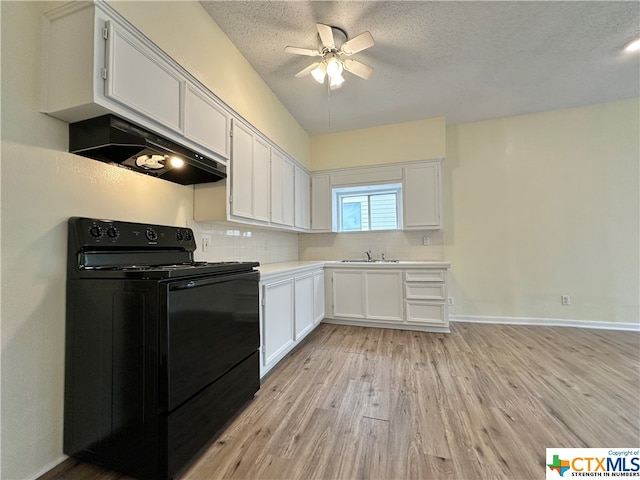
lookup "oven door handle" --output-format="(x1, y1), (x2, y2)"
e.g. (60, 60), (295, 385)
(169, 270), (259, 291)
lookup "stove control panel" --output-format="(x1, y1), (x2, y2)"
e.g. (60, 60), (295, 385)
(69, 217), (197, 251)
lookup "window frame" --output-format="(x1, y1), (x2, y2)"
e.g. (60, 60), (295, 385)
(332, 183), (403, 233)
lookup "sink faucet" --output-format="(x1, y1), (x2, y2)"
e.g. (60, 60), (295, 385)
(365, 250), (373, 262)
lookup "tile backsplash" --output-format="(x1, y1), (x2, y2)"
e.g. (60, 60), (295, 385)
(298, 230), (445, 261)
(190, 221), (299, 264)
(190, 221), (445, 265)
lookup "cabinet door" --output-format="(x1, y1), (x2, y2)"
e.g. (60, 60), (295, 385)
(184, 84), (230, 159)
(253, 137), (271, 223)
(311, 173), (331, 232)
(365, 271), (403, 322)
(403, 162), (441, 229)
(270, 149), (284, 225)
(294, 166), (310, 229)
(230, 120), (254, 219)
(282, 158), (295, 227)
(294, 274), (314, 341)
(263, 279), (295, 369)
(313, 270), (325, 325)
(105, 21), (181, 132)
(270, 151), (294, 227)
(332, 271), (365, 319)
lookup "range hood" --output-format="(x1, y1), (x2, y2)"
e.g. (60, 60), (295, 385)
(69, 115), (227, 185)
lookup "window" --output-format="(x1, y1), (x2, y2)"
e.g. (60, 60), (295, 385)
(333, 183), (402, 232)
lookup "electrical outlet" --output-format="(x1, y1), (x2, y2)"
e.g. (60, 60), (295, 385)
(202, 234), (211, 252)
(448, 296), (454, 306)
(423, 236), (431, 246)
(561, 295), (571, 306)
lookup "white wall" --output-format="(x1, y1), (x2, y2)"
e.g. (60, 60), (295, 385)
(443, 99), (639, 324)
(310, 117), (445, 171)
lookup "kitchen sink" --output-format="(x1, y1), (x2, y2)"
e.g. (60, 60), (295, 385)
(340, 259), (400, 263)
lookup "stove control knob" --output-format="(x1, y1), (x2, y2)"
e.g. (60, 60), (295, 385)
(185, 230), (193, 241)
(145, 228), (158, 241)
(176, 230), (184, 241)
(89, 225), (102, 238)
(106, 227), (119, 239)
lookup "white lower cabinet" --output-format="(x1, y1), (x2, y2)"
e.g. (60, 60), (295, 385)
(332, 270), (366, 319)
(262, 278), (295, 373)
(333, 270), (403, 323)
(365, 271), (404, 322)
(313, 270), (325, 325)
(325, 264), (450, 332)
(260, 265), (325, 377)
(294, 274), (314, 340)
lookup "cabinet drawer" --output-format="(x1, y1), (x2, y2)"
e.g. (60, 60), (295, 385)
(405, 301), (446, 326)
(405, 270), (445, 282)
(405, 283), (445, 301)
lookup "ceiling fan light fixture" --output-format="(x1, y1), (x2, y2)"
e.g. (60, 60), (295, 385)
(311, 62), (327, 83)
(624, 36), (640, 53)
(330, 72), (345, 88)
(326, 56), (343, 77)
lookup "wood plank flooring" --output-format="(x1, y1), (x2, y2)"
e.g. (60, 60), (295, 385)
(40, 322), (640, 480)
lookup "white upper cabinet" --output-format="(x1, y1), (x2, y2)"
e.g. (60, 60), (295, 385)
(270, 150), (295, 227)
(282, 158), (295, 227)
(310, 173), (331, 232)
(229, 119), (270, 224)
(252, 136), (271, 223)
(104, 20), (182, 133)
(403, 162), (441, 229)
(42, 1), (230, 162)
(270, 149), (285, 225)
(294, 165), (311, 230)
(230, 120), (254, 220)
(194, 124), (310, 232)
(184, 84), (231, 159)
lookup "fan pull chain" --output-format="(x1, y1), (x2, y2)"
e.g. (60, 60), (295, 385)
(327, 79), (332, 129)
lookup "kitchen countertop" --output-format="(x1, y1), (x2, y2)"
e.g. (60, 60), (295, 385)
(324, 260), (450, 268)
(257, 260), (450, 280)
(257, 261), (326, 279)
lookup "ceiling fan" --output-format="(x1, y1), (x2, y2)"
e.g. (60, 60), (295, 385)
(285, 23), (375, 90)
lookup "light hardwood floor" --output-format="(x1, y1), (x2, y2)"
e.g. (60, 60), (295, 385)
(41, 322), (640, 480)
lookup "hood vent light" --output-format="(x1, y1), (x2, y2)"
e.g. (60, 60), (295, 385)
(69, 115), (226, 185)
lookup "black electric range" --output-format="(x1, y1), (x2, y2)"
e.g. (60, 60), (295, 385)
(64, 217), (260, 480)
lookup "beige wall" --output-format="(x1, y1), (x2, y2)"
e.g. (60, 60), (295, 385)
(108, 1), (311, 168)
(443, 99), (639, 324)
(310, 117), (445, 171)
(0, 2), (304, 478)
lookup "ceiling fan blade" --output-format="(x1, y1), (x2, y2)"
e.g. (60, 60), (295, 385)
(316, 23), (335, 49)
(343, 59), (373, 80)
(341, 31), (374, 55)
(295, 62), (320, 78)
(284, 46), (321, 57)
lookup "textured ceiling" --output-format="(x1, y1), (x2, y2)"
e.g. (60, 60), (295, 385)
(200, 1), (640, 135)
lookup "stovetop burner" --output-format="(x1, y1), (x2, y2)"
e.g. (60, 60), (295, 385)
(68, 217), (259, 280)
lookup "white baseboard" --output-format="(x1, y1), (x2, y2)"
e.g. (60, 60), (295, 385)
(450, 315), (640, 332)
(28, 455), (68, 480)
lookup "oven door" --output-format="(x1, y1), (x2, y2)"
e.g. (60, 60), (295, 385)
(164, 270), (259, 412)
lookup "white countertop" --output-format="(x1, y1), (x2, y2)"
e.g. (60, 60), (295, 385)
(324, 260), (450, 268)
(257, 260), (450, 280)
(257, 261), (326, 279)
